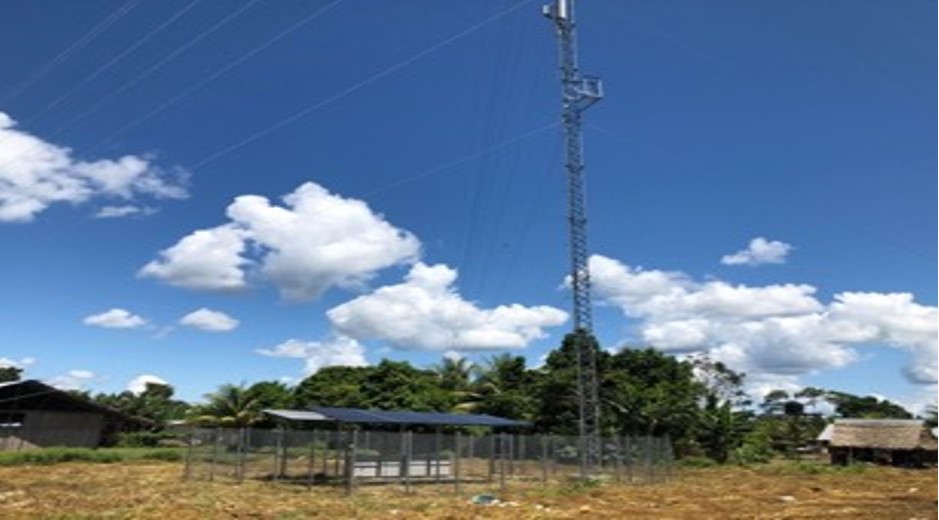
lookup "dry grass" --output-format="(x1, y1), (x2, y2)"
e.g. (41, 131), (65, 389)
(0, 460), (934, 519)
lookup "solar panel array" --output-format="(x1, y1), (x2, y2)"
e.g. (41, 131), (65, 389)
(305, 406), (530, 427)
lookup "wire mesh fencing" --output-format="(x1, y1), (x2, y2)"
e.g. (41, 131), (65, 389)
(183, 427), (673, 494)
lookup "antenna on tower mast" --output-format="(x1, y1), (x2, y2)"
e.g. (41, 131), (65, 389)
(543, 0), (602, 475)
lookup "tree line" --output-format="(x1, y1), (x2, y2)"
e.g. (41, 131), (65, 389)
(3, 331), (932, 463)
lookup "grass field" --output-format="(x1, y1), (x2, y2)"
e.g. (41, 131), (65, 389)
(0, 459), (934, 518)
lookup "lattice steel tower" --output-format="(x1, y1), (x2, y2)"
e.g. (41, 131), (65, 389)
(543, 0), (602, 474)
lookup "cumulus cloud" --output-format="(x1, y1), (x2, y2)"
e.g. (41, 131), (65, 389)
(126, 374), (170, 394)
(47, 369), (97, 391)
(139, 224), (250, 291)
(140, 182), (420, 301)
(721, 237), (792, 266)
(257, 337), (368, 375)
(179, 308), (239, 332)
(0, 112), (187, 222)
(83, 308), (147, 329)
(590, 254), (937, 385)
(328, 262), (568, 351)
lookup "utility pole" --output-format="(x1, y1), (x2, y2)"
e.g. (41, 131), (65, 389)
(543, 0), (602, 475)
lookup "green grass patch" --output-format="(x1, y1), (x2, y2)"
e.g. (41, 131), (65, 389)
(0, 447), (184, 466)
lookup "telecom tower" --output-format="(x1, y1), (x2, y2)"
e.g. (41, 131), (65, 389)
(543, 0), (602, 474)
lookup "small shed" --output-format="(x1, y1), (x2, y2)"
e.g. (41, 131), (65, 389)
(263, 407), (530, 481)
(0, 379), (147, 450)
(823, 419), (937, 467)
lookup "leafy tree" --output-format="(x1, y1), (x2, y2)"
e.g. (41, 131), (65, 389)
(246, 380), (294, 410)
(293, 366), (371, 408)
(0, 366), (22, 383)
(94, 383), (189, 426)
(360, 360), (452, 411)
(794, 386), (827, 414)
(466, 354), (538, 419)
(924, 405), (937, 428)
(691, 354), (750, 408)
(534, 331), (610, 434)
(759, 390), (791, 416)
(605, 347), (702, 440)
(825, 390), (912, 419)
(696, 396), (750, 463)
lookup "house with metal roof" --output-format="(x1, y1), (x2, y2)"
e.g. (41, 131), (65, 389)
(818, 418), (937, 467)
(0, 379), (148, 450)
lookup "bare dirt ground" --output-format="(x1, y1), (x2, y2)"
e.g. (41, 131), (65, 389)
(0, 461), (934, 519)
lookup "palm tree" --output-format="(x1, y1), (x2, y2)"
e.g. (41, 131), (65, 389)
(431, 356), (474, 392)
(460, 354), (533, 419)
(191, 383), (261, 427)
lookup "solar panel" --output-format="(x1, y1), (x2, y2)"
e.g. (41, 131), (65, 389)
(304, 406), (530, 427)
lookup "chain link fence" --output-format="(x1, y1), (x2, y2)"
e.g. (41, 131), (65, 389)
(184, 427), (673, 493)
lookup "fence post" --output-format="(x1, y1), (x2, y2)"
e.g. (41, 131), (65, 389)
(454, 431), (462, 495)
(540, 434), (548, 485)
(208, 428), (220, 482)
(345, 429), (357, 495)
(499, 432), (507, 493)
(183, 426), (195, 481)
(404, 431), (413, 494)
(488, 434), (495, 483)
(321, 430), (329, 477)
(434, 428), (442, 484)
(333, 429), (343, 478)
(272, 428), (282, 481)
(664, 434), (673, 482)
(613, 434), (622, 483)
(625, 435), (633, 484)
(306, 429), (317, 489)
(236, 427), (246, 483)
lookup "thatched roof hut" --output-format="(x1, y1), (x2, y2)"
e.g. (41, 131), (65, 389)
(828, 419), (936, 450)
(822, 419), (936, 466)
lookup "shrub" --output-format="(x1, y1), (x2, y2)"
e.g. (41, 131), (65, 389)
(134, 449), (182, 462)
(117, 431), (181, 448)
(0, 448), (122, 466)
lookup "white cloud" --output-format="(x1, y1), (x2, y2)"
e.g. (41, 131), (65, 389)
(0, 356), (35, 369)
(83, 308), (147, 329)
(0, 112), (187, 222)
(140, 182), (420, 301)
(138, 224), (249, 291)
(257, 337), (368, 375)
(328, 262), (568, 351)
(47, 369), (97, 391)
(721, 237), (792, 266)
(179, 308), (239, 332)
(589, 254), (937, 386)
(94, 205), (154, 219)
(126, 374), (169, 394)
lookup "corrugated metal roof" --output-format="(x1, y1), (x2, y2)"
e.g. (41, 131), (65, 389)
(265, 406), (529, 427)
(264, 409), (330, 422)
(0, 379), (151, 425)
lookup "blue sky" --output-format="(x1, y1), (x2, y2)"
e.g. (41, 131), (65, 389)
(0, 0), (934, 410)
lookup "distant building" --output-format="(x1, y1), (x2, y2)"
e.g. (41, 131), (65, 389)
(818, 418), (937, 467)
(0, 380), (148, 450)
